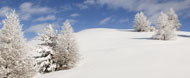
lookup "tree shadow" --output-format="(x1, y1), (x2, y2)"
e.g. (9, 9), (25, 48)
(118, 29), (136, 32)
(132, 37), (154, 40)
(178, 34), (190, 38)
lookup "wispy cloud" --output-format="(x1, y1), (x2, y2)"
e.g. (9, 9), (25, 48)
(84, 0), (96, 4)
(19, 2), (52, 14)
(25, 18), (77, 34)
(61, 4), (73, 11)
(24, 23), (49, 33)
(65, 19), (78, 25)
(85, 0), (190, 23)
(74, 3), (88, 9)
(0, 7), (11, 17)
(70, 13), (80, 17)
(19, 2), (54, 20)
(99, 16), (112, 25)
(34, 15), (56, 22)
(20, 14), (31, 20)
(24, 22), (59, 34)
(120, 18), (129, 23)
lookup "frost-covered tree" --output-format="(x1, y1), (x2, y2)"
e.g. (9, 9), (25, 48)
(167, 8), (181, 30)
(134, 12), (151, 32)
(0, 10), (34, 78)
(34, 24), (58, 73)
(34, 46), (56, 73)
(38, 24), (58, 48)
(153, 12), (176, 40)
(54, 20), (79, 70)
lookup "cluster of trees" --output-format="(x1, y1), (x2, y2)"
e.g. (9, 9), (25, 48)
(0, 9), (79, 78)
(34, 21), (79, 73)
(134, 8), (181, 40)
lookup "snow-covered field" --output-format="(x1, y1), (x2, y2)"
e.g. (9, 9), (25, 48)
(35, 28), (190, 78)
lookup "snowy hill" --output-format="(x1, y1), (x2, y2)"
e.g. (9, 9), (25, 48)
(35, 28), (190, 78)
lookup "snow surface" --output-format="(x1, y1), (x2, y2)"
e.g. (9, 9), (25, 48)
(34, 28), (190, 78)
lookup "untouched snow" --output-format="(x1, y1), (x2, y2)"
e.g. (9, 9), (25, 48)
(35, 28), (190, 78)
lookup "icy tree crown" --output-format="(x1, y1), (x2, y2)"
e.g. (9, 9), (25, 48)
(134, 12), (151, 32)
(167, 8), (181, 30)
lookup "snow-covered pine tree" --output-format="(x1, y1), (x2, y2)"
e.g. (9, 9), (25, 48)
(34, 24), (57, 73)
(34, 46), (56, 73)
(134, 12), (151, 32)
(167, 8), (181, 30)
(0, 10), (34, 78)
(153, 12), (176, 40)
(54, 20), (79, 70)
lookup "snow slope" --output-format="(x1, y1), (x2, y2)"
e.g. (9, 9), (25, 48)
(35, 28), (190, 78)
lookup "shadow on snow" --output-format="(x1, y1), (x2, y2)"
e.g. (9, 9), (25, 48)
(178, 34), (190, 38)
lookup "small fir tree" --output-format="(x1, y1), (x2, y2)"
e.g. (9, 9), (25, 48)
(34, 24), (58, 73)
(54, 20), (79, 70)
(134, 12), (151, 32)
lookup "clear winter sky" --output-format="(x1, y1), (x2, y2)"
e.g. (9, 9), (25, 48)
(0, 0), (190, 40)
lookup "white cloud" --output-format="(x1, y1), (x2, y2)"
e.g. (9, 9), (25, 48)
(24, 22), (60, 33)
(65, 19), (78, 25)
(99, 17), (112, 25)
(0, 2), (54, 20)
(24, 23), (49, 33)
(61, 4), (73, 11)
(74, 3), (88, 9)
(21, 14), (31, 20)
(25, 19), (77, 34)
(120, 18), (129, 23)
(19, 2), (54, 20)
(70, 13), (80, 17)
(19, 2), (52, 14)
(0, 7), (11, 17)
(85, 0), (190, 24)
(84, 0), (96, 4)
(34, 15), (56, 22)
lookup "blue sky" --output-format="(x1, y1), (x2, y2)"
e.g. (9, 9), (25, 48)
(0, 0), (190, 40)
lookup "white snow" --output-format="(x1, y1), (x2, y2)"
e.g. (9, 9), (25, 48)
(34, 28), (190, 78)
